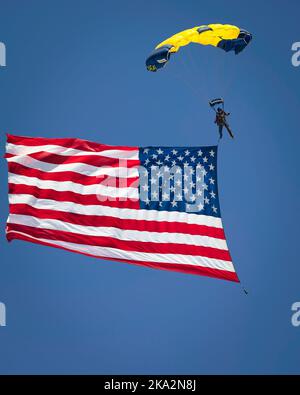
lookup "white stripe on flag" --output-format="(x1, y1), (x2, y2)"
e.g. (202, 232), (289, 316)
(9, 194), (223, 228)
(8, 173), (138, 199)
(8, 154), (139, 178)
(7, 230), (235, 272)
(6, 143), (139, 160)
(8, 214), (228, 250)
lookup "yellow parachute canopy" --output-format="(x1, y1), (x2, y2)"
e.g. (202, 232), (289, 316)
(146, 24), (252, 71)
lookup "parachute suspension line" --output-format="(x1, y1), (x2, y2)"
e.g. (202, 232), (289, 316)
(169, 47), (207, 106)
(181, 45), (215, 109)
(170, 64), (208, 117)
(175, 54), (203, 101)
(170, 66), (199, 100)
(185, 45), (206, 99)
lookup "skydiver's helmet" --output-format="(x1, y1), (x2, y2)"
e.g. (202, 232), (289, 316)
(145, 45), (173, 72)
(217, 107), (223, 113)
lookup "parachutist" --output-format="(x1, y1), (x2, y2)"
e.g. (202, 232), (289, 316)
(215, 108), (234, 140)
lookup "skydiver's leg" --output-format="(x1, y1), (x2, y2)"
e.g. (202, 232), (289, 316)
(224, 122), (234, 139)
(218, 125), (223, 139)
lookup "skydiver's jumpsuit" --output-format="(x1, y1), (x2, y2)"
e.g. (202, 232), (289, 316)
(215, 110), (234, 139)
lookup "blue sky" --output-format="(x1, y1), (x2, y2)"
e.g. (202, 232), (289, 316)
(0, 0), (299, 374)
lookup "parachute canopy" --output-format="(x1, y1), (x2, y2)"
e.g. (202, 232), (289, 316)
(146, 24), (252, 72)
(209, 98), (224, 108)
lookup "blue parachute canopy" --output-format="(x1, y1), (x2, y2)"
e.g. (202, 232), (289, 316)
(217, 30), (252, 55)
(145, 45), (173, 72)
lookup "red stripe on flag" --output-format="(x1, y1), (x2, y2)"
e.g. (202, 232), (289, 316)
(11, 152), (140, 167)
(9, 184), (140, 209)
(9, 204), (226, 240)
(7, 134), (138, 153)
(7, 223), (232, 261)
(6, 230), (239, 282)
(8, 162), (139, 188)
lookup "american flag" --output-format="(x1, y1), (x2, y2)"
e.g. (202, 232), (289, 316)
(5, 134), (238, 282)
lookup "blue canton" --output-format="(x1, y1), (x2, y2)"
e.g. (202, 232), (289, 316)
(139, 146), (220, 218)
